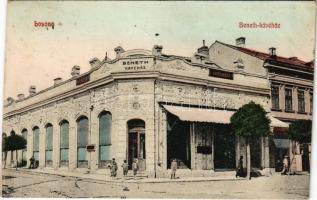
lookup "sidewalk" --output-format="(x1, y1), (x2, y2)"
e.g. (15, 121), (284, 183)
(3, 167), (245, 183)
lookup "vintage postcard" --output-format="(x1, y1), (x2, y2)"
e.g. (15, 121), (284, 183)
(1, 1), (316, 199)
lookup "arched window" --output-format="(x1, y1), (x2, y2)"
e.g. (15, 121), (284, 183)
(21, 129), (28, 165)
(45, 124), (53, 166)
(60, 120), (69, 166)
(33, 127), (40, 161)
(77, 116), (88, 168)
(99, 112), (112, 167)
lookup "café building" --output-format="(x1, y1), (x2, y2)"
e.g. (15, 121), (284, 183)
(2, 41), (288, 177)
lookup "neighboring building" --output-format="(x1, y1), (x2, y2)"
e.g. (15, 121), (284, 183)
(210, 37), (314, 173)
(2, 41), (293, 177)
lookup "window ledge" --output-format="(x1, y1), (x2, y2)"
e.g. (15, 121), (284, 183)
(297, 111), (307, 114)
(285, 110), (295, 113)
(271, 108), (282, 112)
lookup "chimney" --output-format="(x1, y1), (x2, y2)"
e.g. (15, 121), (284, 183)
(269, 47), (276, 56)
(289, 57), (298, 61)
(114, 46), (125, 58)
(54, 77), (63, 85)
(7, 97), (14, 104)
(152, 45), (163, 56)
(5, 97), (15, 106)
(236, 37), (246, 47)
(71, 65), (80, 77)
(197, 40), (209, 55)
(89, 57), (101, 68)
(29, 85), (36, 96)
(17, 93), (25, 101)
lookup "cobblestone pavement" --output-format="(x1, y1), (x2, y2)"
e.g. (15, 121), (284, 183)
(2, 169), (310, 199)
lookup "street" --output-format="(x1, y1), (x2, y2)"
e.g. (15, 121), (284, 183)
(2, 169), (310, 199)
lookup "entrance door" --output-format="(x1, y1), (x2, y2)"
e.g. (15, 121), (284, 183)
(214, 124), (236, 169)
(127, 119), (146, 171)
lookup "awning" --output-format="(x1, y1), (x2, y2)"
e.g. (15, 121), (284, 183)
(163, 105), (235, 124)
(163, 105), (289, 128)
(273, 139), (290, 149)
(268, 115), (289, 128)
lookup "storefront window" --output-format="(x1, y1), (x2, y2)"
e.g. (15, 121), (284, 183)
(99, 112), (111, 161)
(298, 90), (305, 113)
(271, 86), (279, 109)
(45, 124), (53, 162)
(285, 88), (293, 111)
(77, 116), (88, 166)
(33, 127), (40, 161)
(60, 121), (69, 162)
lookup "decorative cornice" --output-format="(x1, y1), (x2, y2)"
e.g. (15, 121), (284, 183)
(4, 70), (270, 119)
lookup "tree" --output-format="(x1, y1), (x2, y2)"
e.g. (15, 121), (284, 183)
(2, 133), (8, 169)
(230, 101), (271, 179)
(288, 120), (312, 144)
(5, 134), (27, 170)
(288, 120), (312, 172)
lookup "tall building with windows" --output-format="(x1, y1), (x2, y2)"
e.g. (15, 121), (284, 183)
(2, 39), (311, 177)
(209, 37), (314, 172)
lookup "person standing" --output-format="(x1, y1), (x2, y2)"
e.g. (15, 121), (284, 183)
(236, 156), (244, 178)
(281, 155), (289, 175)
(110, 158), (118, 178)
(171, 159), (178, 179)
(132, 159), (138, 179)
(121, 160), (129, 177)
(29, 156), (35, 169)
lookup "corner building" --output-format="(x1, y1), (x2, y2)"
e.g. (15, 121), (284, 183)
(3, 42), (288, 177)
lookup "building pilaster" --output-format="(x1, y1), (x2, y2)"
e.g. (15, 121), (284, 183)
(26, 127), (33, 168)
(292, 87), (298, 112)
(89, 108), (98, 172)
(279, 85), (285, 111)
(68, 123), (77, 171)
(52, 123), (60, 169)
(39, 128), (45, 169)
(304, 89), (310, 113)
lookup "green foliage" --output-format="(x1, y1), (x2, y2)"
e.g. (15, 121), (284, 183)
(288, 120), (312, 144)
(230, 101), (271, 138)
(4, 134), (27, 152)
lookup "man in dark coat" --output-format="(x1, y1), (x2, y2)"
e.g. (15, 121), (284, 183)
(236, 156), (244, 178)
(29, 156), (35, 169)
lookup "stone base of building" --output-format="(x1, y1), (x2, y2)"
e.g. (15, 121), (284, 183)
(258, 168), (275, 176)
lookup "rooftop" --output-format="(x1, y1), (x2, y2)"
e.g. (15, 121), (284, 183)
(216, 41), (314, 71)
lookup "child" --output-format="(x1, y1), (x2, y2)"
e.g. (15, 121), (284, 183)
(132, 159), (138, 179)
(171, 159), (177, 179)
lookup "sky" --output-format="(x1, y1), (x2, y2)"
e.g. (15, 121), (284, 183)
(3, 1), (316, 99)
